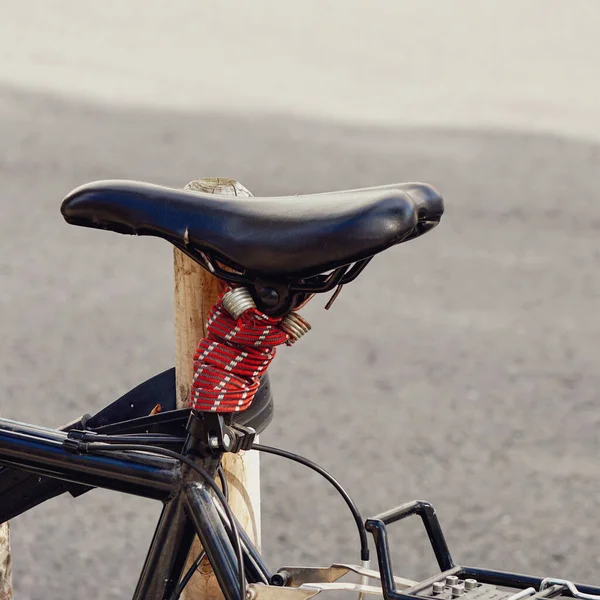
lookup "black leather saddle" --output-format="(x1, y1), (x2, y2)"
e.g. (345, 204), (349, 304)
(61, 180), (443, 313)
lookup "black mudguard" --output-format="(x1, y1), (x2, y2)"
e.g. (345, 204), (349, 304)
(0, 369), (273, 522)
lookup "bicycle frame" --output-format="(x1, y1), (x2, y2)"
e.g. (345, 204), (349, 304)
(4, 417), (600, 600)
(0, 416), (265, 600)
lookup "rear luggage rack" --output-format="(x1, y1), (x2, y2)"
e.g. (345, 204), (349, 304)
(249, 500), (600, 600)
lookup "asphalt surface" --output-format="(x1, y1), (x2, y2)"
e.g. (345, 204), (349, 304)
(1, 84), (600, 598)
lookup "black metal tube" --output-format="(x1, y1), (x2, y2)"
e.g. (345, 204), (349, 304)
(133, 494), (195, 600)
(460, 566), (543, 589)
(184, 481), (242, 600)
(462, 567), (600, 596)
(370, 500), (454, 571)
(0, 420), (180, 500)
(366, 516), (456, 600)
(214, 499), (271, 584)
(367, 518), (399, 598)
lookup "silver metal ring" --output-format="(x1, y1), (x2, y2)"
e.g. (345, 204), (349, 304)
(281, 312), (311, 344)
(222, 287), (256, 319)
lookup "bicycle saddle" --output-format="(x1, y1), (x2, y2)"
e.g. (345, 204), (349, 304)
(61, 180), (443, 278)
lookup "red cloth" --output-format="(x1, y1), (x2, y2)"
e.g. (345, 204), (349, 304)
(190, 296), (289, 412)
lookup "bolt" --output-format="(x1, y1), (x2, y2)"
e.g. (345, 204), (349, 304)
(222, 433), (232, 450)
(446, 576), (459, 587)
(245, 586), (257, 600)
(209, 437), (220, 449)
(451, 584), (465, 597)
(258, 287), (279, 307)
(433, 582), (446, 594)
(464, 579), (477, 591)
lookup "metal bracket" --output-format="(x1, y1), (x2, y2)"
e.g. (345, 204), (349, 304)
(250, 563), (416, 598)
(186, 411), (256, 454)
(186, 412), (229, 454)
(246, 583), (320, 599)
(276, 564), (416, 589)
(228, 423), (256, 453)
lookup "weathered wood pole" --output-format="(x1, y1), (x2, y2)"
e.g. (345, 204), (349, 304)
(174, 178), (261, 599)
(0, 521), (11, 600)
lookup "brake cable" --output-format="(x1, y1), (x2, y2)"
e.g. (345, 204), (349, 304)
(251, 443), (370, 563)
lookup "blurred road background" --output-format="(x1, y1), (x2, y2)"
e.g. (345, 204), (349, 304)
(2, 1), (600, 598)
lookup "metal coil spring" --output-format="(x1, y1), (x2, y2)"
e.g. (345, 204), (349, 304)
(222, 286), (311, 344)
(222, 287), (256, 319)
(281, 312), (312, 344)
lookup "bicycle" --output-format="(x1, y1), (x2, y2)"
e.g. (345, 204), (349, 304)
(0, 178), (598, 600)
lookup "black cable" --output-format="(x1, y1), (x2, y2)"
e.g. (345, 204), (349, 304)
(80, 433), (187, 445)
(217, 465), (229, 501)
(252, 443), (370, 562)
(210, 500), (270, 586)
(170, 551), (206, 600)
(82, 443), (245, 598)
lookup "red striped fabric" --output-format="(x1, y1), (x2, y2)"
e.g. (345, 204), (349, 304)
(189, 295), (289, 413)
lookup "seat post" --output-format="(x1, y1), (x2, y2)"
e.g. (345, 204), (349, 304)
(173, 178), (261, 600)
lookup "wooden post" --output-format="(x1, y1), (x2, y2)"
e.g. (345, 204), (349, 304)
(174, 178), (261, 599)
(0, 521), (11, 599)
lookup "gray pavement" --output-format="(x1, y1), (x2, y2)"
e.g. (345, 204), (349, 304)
(1, 84), (600, 598)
